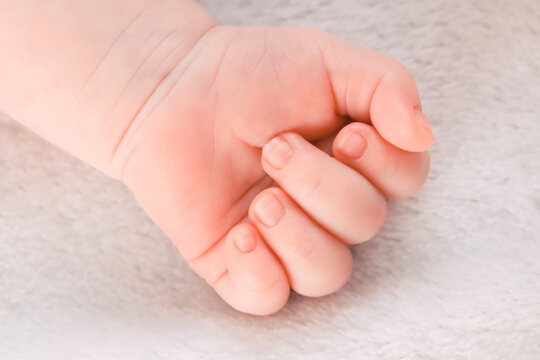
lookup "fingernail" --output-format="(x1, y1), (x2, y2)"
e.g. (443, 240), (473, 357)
(336, 129), (367, 159)
(234, 228), (257, 253)
(254, 192), (285, 227)
(262, 136), (294, 169)
(414, 106), (431, 130)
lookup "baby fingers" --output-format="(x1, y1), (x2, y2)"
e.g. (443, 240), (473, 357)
(249, 187), (352, 297)
(261, 132), (387, 245)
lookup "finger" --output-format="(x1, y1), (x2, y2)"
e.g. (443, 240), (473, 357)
(261, 132), (387, 245)
(315, 30), (434, 152)
(249, 187), (353, 297)
(333, 122), (430, 199)
(212, 223), (290, 316)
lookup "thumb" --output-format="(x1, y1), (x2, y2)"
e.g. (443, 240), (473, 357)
(317, 31), (434, 152)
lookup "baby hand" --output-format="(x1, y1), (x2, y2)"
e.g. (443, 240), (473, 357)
(114, 26), (432, 315)
(0, 1), (433, 315)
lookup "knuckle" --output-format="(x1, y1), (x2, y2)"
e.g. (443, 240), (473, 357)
(238, 262), (287, 298)
(389, 59), (414, 80)
(280, 235), (317, 263)
(371, 198), (388, 235)
(384, 155), (402, 189)
(326, 251), (353, 292)
(421, 151), (431, 185)
(299, 169), (326, 199)
(294, 246), (353, 298)
(394, 151), (431, 199)
(381, 59), (417, 91)
(408, 151), (431, 197)
(360, 197), (387, 242)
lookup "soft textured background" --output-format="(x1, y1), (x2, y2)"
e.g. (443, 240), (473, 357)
(1, 0), (539, 359)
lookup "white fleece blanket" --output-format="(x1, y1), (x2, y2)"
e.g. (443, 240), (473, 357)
(1, 1), (539, 359)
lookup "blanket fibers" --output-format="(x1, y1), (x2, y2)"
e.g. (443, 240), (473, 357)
(1, 0), (539, 359)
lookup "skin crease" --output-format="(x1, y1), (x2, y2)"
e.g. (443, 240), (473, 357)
(0, 0), (433, 315)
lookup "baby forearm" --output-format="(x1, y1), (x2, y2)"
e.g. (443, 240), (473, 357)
(0, 0), (214, 176)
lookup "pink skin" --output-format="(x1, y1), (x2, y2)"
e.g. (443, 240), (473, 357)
(0, 0), (433, 315)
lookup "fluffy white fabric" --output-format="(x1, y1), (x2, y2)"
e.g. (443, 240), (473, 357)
(1, 0), (539, 358)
